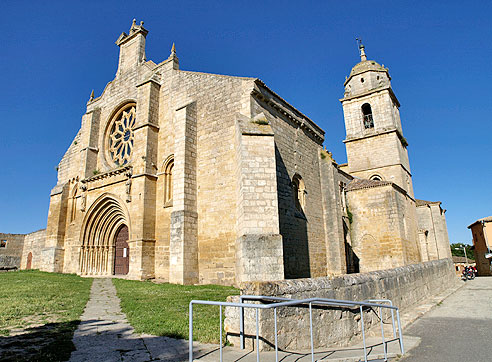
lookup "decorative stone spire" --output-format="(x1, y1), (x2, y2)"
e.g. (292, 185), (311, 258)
(89, 89), (94, 101)
(356, 38), (367, 61)
(166, 42), (179, 70)
(170, 43), (176, 58)
(129, 19), (145, 35)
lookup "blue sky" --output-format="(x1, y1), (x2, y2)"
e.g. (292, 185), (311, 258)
(1, 1), (491, 244)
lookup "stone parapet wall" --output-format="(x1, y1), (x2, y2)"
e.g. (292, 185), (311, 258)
(20, 229), (47, 270)
(225, 259), (457, 351)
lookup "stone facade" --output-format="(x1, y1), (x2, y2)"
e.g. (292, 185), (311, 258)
(416, 200), (451, 261)
(468, 217), (492, 276)
(8, 23), (451, 285)
(345, 180), (420, 272)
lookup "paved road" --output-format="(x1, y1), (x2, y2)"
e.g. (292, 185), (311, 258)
(397, 276), (492, 362)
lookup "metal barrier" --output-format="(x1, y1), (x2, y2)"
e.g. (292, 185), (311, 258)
(189, 296), (404, 362)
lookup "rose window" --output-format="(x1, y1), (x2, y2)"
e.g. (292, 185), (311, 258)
(109, 107), (136, 166)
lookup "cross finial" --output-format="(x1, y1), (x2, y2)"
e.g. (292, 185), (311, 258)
(356, 37), (367, 61)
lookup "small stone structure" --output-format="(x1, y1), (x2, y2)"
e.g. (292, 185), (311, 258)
(225, 259), (457, 350)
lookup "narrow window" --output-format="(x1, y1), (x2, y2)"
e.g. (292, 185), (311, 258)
(362, 103), (374, 129)
(0, 240), (6, 248)
(70, 183), (78, 223)
(164, 158), (174, 206)
(292, 174), (306, 211)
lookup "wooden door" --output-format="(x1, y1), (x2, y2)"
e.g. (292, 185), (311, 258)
(114, 225), (129, 275)
(26, 252), (32, 269)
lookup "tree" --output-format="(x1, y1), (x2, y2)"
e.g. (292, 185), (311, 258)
(450, 243), (475, 260)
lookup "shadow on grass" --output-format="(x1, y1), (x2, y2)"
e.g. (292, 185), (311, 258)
(0, 320), (79, 362)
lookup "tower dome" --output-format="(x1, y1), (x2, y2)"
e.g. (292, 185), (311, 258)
(345, 59), (390, 86)
(343, 43), (391, 98)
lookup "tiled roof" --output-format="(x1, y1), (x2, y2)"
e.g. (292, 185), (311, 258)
(468, 216), (492, 229)
(345, 178), (392, 191)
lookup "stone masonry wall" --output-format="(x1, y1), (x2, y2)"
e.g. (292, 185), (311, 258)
(346, 184), (420, 272)
(318, 156), (353, 275)
(20, 229), (47, 270)
(158, 69), (254, 285)
(342, 90), (402, 141)
(416, 204), (452, 261)
(234, 115), (284, 283)
(345, 131), (413, 197)
(225, 259), (457, 351)
(250, 93), (328, 279)
(0, 233), (25, 268)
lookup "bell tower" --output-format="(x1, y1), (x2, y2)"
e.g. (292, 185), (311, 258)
(341, 41), (413, 197)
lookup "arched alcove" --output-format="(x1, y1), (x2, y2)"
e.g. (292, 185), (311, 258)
(79, 194), (130, 275)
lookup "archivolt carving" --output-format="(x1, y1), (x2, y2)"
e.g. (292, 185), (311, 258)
(79, 194), (129, 275)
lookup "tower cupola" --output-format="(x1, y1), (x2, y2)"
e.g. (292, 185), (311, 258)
(343, 43), (391, 98)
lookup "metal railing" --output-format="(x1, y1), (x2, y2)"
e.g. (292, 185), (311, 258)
(189, 296), (404, 362)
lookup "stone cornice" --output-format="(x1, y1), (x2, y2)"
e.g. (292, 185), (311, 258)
(340, 86), (400, 107)
(115, 24), (148, 47)
(345, 161), (412, 178)
(133, 122), (159, 131)
(81, 166), (132, 184)
(344, 128), (397, 143)
(252, 81), (324, 143)
(132, 172), (158, 180)
(136, 75), (161, 88)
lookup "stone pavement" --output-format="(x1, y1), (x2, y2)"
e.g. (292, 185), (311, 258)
(395, 276), (492, 361)
(69, 278), (216, 362)
(69, 276), (466, 362)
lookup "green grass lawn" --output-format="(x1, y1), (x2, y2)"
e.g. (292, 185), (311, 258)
(0, 270), (92, 361)
(113, 279), (239, 344)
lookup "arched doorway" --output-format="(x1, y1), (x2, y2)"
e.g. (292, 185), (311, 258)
(26, 252), (32, 269)
(80, 195), (130, 276)
(114, 225), (129, 275)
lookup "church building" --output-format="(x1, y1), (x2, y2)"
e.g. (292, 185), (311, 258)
(4, 21), (451, 285)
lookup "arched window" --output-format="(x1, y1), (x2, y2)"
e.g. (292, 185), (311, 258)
(70, 180), (78, 223)
(370, 174), (383, 181)
(164, 158), (174, 206)
(361, 103), (374, 129)
(292, 174), (306, 211)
